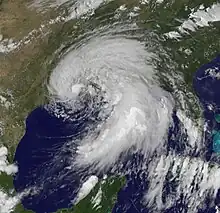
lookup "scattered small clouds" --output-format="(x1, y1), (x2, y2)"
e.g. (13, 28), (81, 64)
(91, 186), (102, 209)
(67, 0), (112, 21)
(0, 146), (21, 213)
(0, 16), (65, 54)
(165, 3), (220, 39)
(28, 0), (71, 11)
(0, 95), (13, 109)
(0, 38), (19, 54)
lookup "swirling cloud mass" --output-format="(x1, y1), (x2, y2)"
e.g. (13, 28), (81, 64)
(48, 31), (174, 171)
(45, 26), (220, 212)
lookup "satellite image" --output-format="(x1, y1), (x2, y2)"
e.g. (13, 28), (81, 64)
(0, 0), (220, 213)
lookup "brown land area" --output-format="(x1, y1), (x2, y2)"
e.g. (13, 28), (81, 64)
(0, 0), (64, 157)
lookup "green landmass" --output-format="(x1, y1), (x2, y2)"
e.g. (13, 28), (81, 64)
(57, 177), (125, 213)
(0, 0), (220, 212)
(11, 177), (125, 213)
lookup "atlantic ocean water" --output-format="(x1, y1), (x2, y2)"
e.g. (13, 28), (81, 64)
(13, 55), (220, 213)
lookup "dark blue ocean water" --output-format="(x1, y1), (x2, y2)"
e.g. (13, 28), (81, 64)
(193, 55), (220, 155)
(14, 56), (220, 213)
(113, 55), (220, 213)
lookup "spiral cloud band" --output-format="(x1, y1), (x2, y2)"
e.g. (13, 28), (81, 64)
(48, 31), (174, 171)
(12, 23), (220, 213)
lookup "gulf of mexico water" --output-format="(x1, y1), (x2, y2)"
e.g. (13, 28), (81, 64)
(13, 0), (220, 213)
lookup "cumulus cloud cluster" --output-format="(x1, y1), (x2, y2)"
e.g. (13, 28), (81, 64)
(0, 146), (20, 213)
(0, 147), (18, 175)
